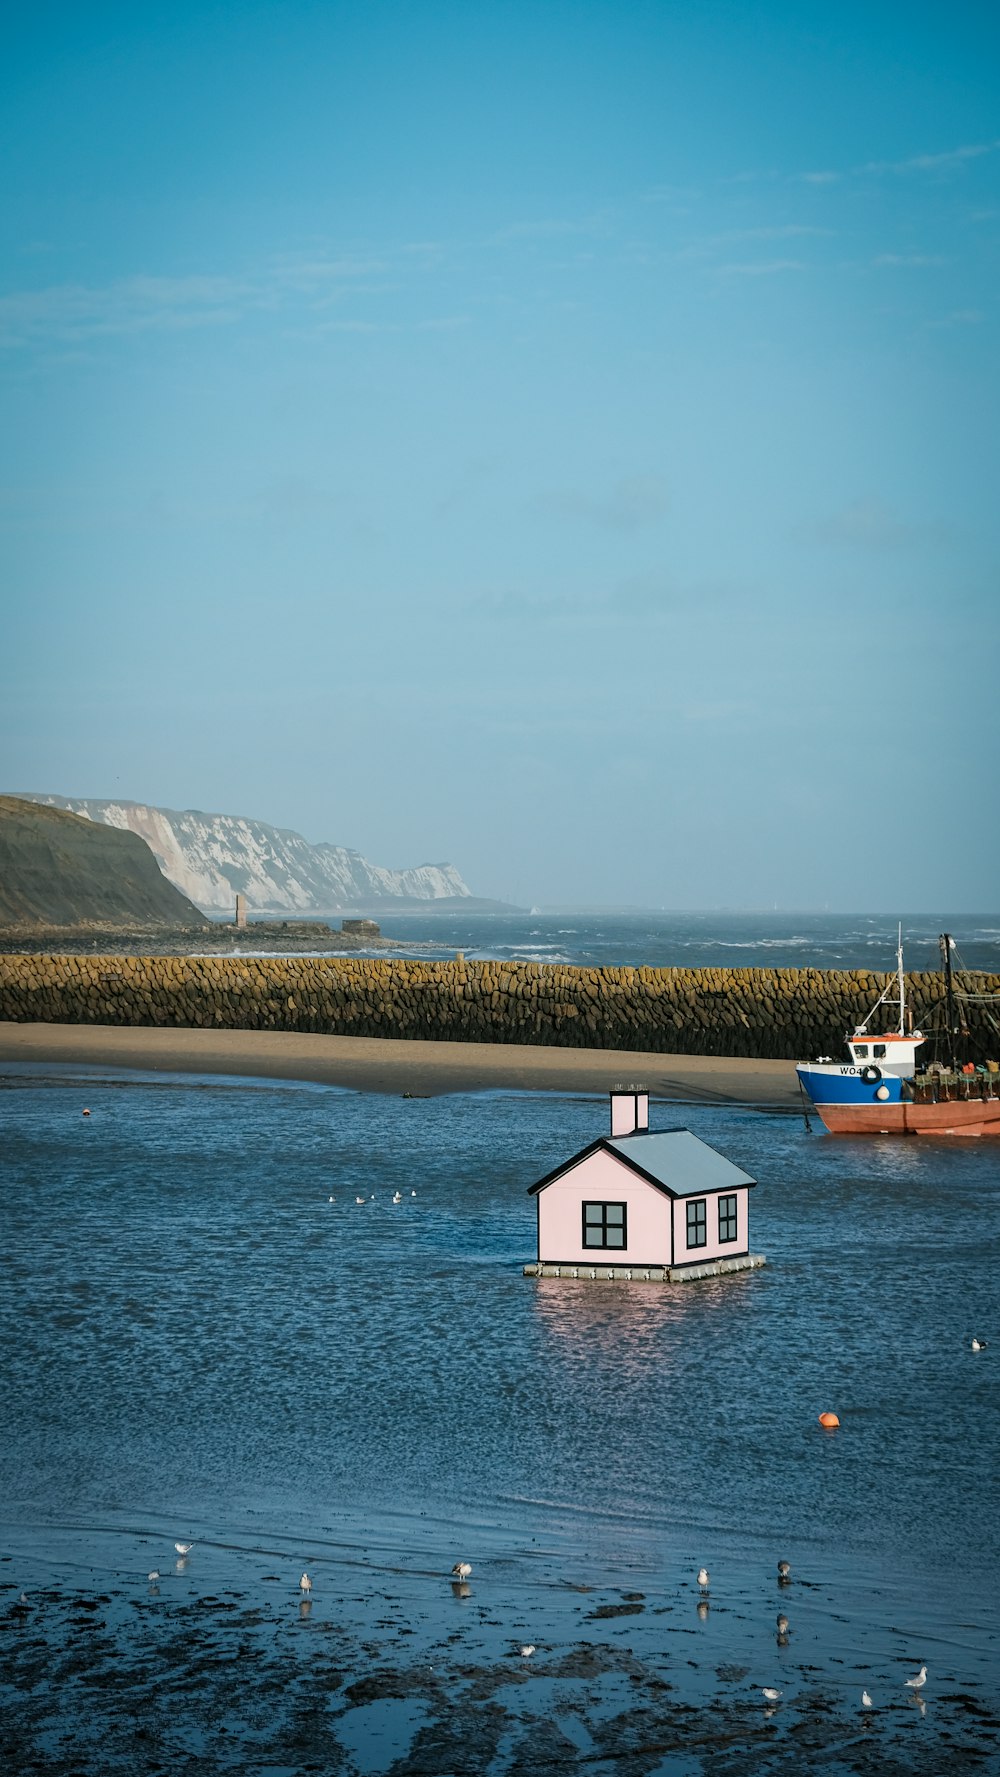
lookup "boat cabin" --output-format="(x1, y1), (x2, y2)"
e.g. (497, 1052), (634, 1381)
(524, 1089), (764, 1283)
(846, 1031), (924, 1076)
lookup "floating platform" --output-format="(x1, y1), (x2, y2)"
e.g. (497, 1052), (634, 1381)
(523, 1253), (766, 1284)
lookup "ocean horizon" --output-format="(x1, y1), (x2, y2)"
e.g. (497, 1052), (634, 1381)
(214, 909), (1000, 976)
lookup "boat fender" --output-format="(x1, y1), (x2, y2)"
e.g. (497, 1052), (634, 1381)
(860, 1064), (882, 1084)
(875, 1084), (890, 1101)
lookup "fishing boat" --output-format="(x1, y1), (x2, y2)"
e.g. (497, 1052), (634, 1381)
(796, 932), (1000, 1136)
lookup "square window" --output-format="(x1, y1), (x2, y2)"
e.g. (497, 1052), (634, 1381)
(718, 1194), (738, 1243)
(873, 1044), (886, 1060)
(582, 1201), (628, 1250)
(686, 1199), (707, 1248)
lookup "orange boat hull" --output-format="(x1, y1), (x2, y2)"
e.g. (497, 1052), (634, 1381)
(817, 1096), (1000, 1136)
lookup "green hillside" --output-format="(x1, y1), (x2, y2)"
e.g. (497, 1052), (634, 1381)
(0, 796), (205, 928)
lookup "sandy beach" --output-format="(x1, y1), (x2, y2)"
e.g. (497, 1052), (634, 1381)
(0, 1021), (801, 1105)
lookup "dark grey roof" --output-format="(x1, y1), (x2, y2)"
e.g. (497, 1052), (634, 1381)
(528, 1128), (756, 1198)
(607, 1129), (755, 1196)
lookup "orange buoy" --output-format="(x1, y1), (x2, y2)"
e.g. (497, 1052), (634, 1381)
(82, 1108), (91, 1117)
(818, 1411), (840, 1429)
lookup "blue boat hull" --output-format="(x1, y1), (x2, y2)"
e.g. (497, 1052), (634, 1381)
(796, 1064), (904, 1107)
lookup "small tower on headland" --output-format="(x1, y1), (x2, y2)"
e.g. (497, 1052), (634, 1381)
(235, 894), (247, 930)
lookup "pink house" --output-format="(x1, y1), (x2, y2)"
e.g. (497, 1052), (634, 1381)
(524, 1089), (765, 1283)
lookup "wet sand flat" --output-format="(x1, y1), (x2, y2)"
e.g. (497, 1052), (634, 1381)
(0, 1021), (800, 1105)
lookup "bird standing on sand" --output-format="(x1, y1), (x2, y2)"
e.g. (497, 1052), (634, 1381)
(761, 1687), (782, 1703)
(147, 1570), (160, 1582)
(520, 1645), (536, 1658)
(452, 1561), (472, 1581)
(300, 1572), (312, 1595)
(697, 1567), (710, 1590)
(174, 1542), (193, 1556)
(905, 1665), (927, 1690)
(971, 1338), (987, 1351)
(862, 1690), (873, 1708)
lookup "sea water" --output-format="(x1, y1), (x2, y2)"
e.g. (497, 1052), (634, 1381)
(1, 1073), (998, 1773)
(252, 909), (1000, 974)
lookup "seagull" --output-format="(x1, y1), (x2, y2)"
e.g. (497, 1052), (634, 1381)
(174, 1542), (193, 1556)
(300, 1572), (312, 1595)
(776, 1613), (789, 1634)
(761, 1687), (782, 1703)
(451, 1561), (472, 1581)
(392, 1191), (402, 1204)
(328, 1196), (335, 1203)
(697, 1567), (710, 1590)
(862, 1690), (873, 1708)
(355, 1196), (366, 1205)
(971, 1338), (987, 1351)
(411, 1190), (417, 1197)
(905, 1665), (927, 1690)
(19, 1592), (28, 1605)
(147, 1570), (160, 1582)
(520, 1644), (536, 1657)
(777, 1559), (791, 1581)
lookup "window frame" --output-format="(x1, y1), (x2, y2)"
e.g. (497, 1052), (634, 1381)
(582, 1200), (628, 1251)
(686, 1198), (707, 1249)
(717, 1193), (738, 1244)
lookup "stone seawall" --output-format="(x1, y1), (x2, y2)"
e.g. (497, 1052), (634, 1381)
(2, 955), (998, 1060)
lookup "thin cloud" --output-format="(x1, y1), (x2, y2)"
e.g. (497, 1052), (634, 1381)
(532, 475), (670, 530)
(795, 138), (1000, 185)
(800, 497), (952, 550)
(873, 252), (947, 267)
(612, 573), (731, 617)
(717, 259), (807, 277)
(736, 225), (832, 240)
(927, 308), (984, 329)
(677, 224), (831, 263)
(860, 139), (1000, 175)
(0, 257), (394, 350)
(316, 314), (469, 335)
(486, 214), (610, 245)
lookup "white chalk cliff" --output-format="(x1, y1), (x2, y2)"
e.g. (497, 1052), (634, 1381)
(19, 795), (472, 915)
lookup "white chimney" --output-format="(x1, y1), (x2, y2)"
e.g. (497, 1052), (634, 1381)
(609, 1086), (649, 1137)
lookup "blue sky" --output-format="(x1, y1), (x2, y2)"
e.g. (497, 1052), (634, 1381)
(2, 1), (998, 908)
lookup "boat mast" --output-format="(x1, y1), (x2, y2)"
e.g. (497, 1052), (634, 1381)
(940, 932), (957, 1072)
(897, 922), (905, 1036)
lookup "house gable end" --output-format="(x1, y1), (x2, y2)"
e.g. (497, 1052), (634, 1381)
(528, 1139), (674, 1198)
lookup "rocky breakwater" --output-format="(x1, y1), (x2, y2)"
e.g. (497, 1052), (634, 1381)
(3, 955), (999, 1059)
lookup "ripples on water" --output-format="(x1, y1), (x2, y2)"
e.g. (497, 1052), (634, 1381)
(3, 1072), (1000, 1777)
(3, 1076), (997, 1588)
